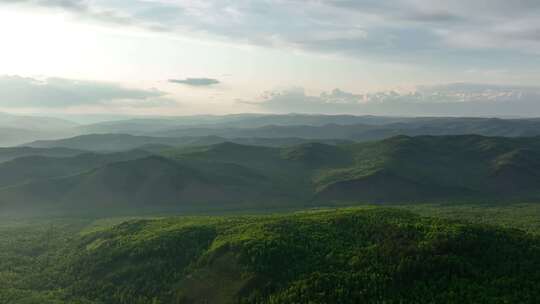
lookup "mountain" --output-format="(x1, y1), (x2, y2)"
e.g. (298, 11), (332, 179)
(47, 208), (540, 303)
(25, 134), (190, 151)
(83, 114), (540, 140)
(0, 146), (84, 162)
(11, 114), (540, 148)
(0, 112), (77, 131)
(4, 135), (540, 216)
(168, 135), (540, 204)
(0, 149), (152, 188)
(313, 135), (540, 203)
(150, 123), (373, 139)
(0, 113), (79, 146)
(146, 117), (540, 141)
(23, 133), (352, 151)
(0, 152), (297, 216)
(381, 117), (540, 137)
(78, 114), (410, 135)
(0, 126), (77, 147)
(0, 141), (347, 216)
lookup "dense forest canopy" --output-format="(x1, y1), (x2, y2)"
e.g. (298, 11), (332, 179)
(3, 206), (540, 304)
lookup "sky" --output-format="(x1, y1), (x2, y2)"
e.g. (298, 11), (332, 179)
(1, 0), (540, 117)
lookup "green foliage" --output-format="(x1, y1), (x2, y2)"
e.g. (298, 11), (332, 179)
(401, 203), (540, 234)
(313, 135), (540, 203)
(0, 219), (94, 303)
(4, 207), (540, 303)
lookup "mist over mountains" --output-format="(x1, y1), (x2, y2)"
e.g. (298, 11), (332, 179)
(4, 132), (540, 217)
(3, 111), (540, 217)
(4, 112), (540, 148)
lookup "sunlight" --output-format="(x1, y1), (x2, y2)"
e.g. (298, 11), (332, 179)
(0, 9), (98, 77)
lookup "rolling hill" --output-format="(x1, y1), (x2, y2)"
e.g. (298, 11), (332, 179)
(78, 114), (410, 135)
(4, 135), (540, 216)
(313, 135), (540, 203)
(78, 115), (540, 139)
(168, 135), (540, 204)
(23, 133), (352, 151)
(25, 208), (540, 303)
(6, 113), (540, 148)
(0, 112), (79, 146)
(148, 117), (540, 141)
(0, 154), (294, 216)
(0, 149), (152, 188)
(11, 114), (540, 149)
(0, 146), (84, 162)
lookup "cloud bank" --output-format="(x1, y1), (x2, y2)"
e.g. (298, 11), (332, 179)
(249, 84), (540, 117)
(0, 75), (167, 108)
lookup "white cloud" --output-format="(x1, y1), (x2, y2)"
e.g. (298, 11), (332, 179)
(248, 83), (540, 116)
(3, 0), (540, 58)
(0, 1), (495, 55)
(0, 75), (168, 108)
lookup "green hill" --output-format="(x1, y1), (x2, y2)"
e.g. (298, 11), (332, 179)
(4, 135), (540, 216)
(76, 115), (540, 139)
(0, 154), (292, 216)
(79, 114), (407, 134)
(24, 134), (191, 151)
(313, 135), (540, 203)
(0, 150), (152, 188)
(171, 135), (540, 205)
(0, 146), (84, 162)
(29, 208), (540, 303)
(150, 117), (540, 140)
(24, 133), (352, 152)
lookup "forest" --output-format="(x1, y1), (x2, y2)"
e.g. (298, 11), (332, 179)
(2, 116), (540, 303)
(3, 204), (540, 304)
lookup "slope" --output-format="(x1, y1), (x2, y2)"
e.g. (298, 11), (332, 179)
(4, 135), (540, 216)
(0, 149), (152, 188)
(23, 133), (352, 152)
(0, 155), (287, 216)
(0, 146), (84, 162)
(53, 208), (540, 303)
(314, 135), (540, 203)
(150, 117), (540, 140)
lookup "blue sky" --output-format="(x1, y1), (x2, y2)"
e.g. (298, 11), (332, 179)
(1, 0), (540, 116)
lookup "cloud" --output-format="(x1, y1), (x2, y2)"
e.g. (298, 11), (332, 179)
(248, 84), (540, 116)
(4, 0), (540, 58)
(0, 0), (169, 31)
(0, 75), (167, 108)
(169, 78), (220, 86)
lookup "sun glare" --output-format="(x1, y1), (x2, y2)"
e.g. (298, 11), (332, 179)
(0, 9), (98, 77)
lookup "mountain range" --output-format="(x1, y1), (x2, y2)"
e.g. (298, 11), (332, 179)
(3, 134), (540, 216)
(6, 113), (540, 147)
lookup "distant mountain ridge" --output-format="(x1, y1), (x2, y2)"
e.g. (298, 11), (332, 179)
(77, 114), (410, 134)
(22, 133), (352, 151)
(150, 117), (540, 140)
(6, 113), (540, 147)
(0, 146), (84, 162)
(0, 112), (78, 146)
